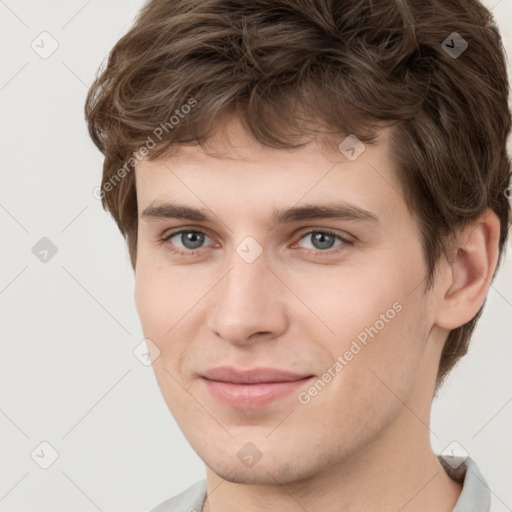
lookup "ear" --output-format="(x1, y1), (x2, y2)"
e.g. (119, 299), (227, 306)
(433, 209), (501, 330)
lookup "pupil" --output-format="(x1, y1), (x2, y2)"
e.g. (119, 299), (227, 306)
(182, 231), (204, 249)
(313, 232), (334, 250)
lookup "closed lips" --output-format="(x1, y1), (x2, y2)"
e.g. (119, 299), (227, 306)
(201, 366), (314, 384)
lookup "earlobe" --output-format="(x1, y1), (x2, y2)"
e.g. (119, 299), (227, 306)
(434, 209), (501, 330)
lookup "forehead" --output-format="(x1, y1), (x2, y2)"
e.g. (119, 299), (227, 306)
(134, 118), (405, 227)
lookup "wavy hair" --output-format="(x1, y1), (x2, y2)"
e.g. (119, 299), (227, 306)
(85, 0), (511, 388)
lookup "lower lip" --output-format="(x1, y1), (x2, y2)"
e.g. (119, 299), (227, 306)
(202, 377), (313, 409)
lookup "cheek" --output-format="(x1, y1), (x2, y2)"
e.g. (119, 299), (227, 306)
(134, 259), (200, 335)
(134, 264), (198, 408)
(134, 262), (184, 359)
(289, 265), (406, 348)
(134, 266), (165, 337)
(295, 247), (429, 393)
(299, 296), (430, 445)
(331, 288), (430, 417)
(134, 260), (219, 377)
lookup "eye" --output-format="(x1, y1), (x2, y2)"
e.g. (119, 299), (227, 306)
(296, 230), (349, 253)
(160, 228), (351, 258)
(163, 229), (214, 254)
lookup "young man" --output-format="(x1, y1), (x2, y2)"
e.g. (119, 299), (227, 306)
(85, 0), (511, 510)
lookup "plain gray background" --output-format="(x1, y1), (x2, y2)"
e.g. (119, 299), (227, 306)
(1, 1), (511, 511)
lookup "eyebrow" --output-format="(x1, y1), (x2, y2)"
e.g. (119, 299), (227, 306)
(141, 201), (380, 226)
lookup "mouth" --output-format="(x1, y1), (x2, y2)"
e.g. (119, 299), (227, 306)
(200, 366), (315, 409)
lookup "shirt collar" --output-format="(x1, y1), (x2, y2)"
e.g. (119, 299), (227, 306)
(438, 455), (491, 511)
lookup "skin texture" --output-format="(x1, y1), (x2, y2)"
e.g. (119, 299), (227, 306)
(133, 115), (500, 512)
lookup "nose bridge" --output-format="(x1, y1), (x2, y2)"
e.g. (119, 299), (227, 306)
(207, 243), (287, 343)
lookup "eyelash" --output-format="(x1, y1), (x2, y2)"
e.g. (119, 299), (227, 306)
(159, 228), (352, 258)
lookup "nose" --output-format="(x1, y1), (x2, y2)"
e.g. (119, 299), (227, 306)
(206, 249), (288, 346)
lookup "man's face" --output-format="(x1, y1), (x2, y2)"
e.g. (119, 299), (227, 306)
(134, 117), (438, 484)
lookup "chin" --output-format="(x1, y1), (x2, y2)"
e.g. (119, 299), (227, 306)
(204, 450), (329, 486)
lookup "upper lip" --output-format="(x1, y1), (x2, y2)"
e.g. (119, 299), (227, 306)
(201, 366), (313, 384)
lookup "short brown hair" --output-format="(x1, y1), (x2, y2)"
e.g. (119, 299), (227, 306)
(85, 0), (511, 388)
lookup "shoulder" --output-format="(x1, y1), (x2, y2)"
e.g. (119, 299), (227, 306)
(149, 479), (207, 512)
(439, 456), (491, 512)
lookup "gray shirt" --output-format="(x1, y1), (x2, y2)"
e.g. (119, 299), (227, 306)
(150, 456), (490, 512)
